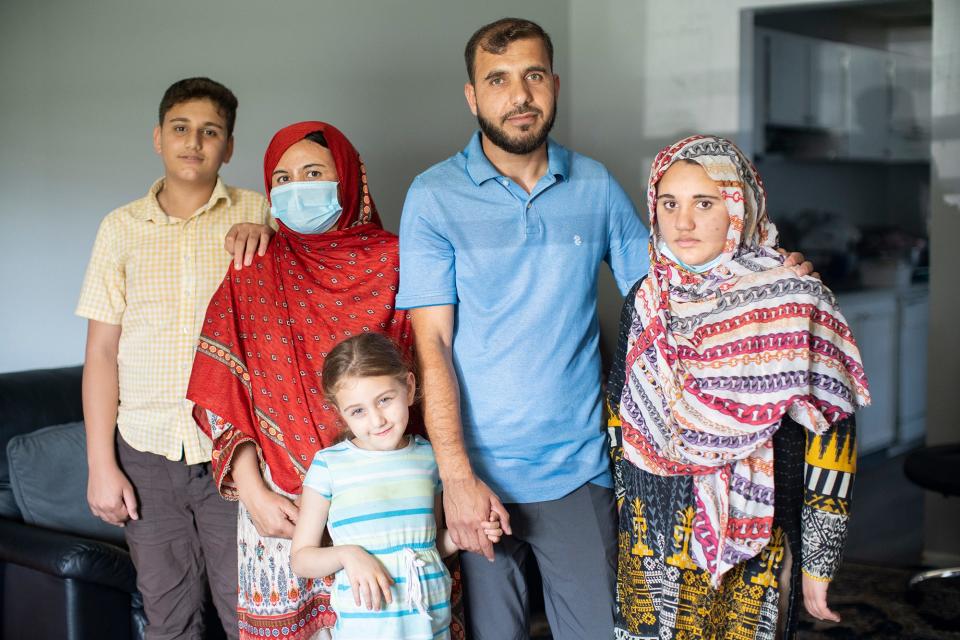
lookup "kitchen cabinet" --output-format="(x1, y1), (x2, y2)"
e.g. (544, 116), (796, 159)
(755, 28), (930, 162)
(889, 52), (932, 161)
(846, 46), (890, 160)
(897, 288), (929, 445)
(840, 291), (898, 455)
(810, 39), (848, 130)
(761, 30), (847, 130)
(764, 30), (811, 128)
(837, 287), (929, 456)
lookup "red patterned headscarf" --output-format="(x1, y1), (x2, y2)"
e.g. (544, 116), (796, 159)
(261, 121), (381, 228)
(187, 121), (413, 497)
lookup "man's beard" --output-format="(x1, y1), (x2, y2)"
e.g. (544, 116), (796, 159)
(477, 102), (557, 156)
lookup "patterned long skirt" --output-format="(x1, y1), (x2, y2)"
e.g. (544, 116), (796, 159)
(615, 461), (793, 640)
(237, 499), (335, 640)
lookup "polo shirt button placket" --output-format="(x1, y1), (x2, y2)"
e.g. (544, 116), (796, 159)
(523, 199), (541, 237)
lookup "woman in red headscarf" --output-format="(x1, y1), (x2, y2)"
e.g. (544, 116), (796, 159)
(187, 122), (436, 640)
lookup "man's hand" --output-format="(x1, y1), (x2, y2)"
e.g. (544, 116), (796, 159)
(87, 463), (138, 526)
(442, 474), (511, 561)
(779, 248), (818, 279)
(410, 306), (511, 559)
(225, 223), (274, 270)
(239, 484), (299, 539)
(802, 573), (841, 622)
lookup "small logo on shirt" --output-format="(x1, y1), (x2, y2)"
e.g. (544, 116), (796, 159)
(573, 235), (583, 246)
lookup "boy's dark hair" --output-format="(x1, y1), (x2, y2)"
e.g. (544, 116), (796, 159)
(158, 77), (238, 136)
(464, 18), (554, 84)
(322, 333), (411, 406)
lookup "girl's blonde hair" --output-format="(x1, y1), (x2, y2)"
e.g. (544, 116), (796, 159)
(322, 333), (412, 407)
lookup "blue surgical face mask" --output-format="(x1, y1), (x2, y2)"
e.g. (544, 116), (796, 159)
(658, 240), (726, 274)
(270, 181), (342, 234)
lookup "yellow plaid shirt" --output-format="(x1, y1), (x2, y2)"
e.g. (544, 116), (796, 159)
(77, 178), (270, 464)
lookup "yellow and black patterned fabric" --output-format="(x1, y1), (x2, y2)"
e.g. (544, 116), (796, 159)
(608, 278), (857, 640)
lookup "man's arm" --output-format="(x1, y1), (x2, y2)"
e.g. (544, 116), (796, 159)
(412, 305), (511, 561)
(82, 319), (138, 526)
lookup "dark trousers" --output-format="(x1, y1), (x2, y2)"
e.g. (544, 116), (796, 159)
(460, 482), (618, 640)
(118, 435), (239, 640)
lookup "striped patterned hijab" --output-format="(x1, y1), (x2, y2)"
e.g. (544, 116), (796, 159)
(619, 135), (870, 585)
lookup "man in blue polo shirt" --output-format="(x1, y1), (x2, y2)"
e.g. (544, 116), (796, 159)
(397, 18), (638, 639)
(398, 17), (807, 640)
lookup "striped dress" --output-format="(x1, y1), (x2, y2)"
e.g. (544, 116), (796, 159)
(303, 435), (452, 640)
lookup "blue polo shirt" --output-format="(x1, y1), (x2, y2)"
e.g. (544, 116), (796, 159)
(396, 132), (649, 503)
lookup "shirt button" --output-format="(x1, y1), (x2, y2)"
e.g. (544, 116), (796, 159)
(500, 179), (508, 186)
(182, 327), (189, 335)
(527, 203), (532, 209)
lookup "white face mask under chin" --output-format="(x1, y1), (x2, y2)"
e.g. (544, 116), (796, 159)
(658, 240), (725, 273)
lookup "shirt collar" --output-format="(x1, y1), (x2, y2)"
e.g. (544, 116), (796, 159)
(134, 177), (232, 222)
(464, 131), (570, 187)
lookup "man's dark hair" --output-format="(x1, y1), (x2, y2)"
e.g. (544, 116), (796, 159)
(158, 77), (238, 136)
(464, 18), (554, 84)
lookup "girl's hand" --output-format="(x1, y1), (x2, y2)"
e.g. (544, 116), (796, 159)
(339, 545), (394, 610)
(239, 485), (299, 539)
(481, 509), (504, 543)
(802, 573), (841, 622)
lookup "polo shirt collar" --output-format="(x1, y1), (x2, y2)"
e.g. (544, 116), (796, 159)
(546, 138), (571, 182)
(464, 131), (570, 187)
(135, 177), (232, 222)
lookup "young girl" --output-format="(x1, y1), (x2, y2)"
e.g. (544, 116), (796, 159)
(291, 332), (502, 640)
(607, 135), (871, 639)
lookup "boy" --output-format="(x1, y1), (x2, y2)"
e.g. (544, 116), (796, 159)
(77, 77), (271, 640)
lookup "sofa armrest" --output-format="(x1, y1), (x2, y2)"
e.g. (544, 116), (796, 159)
(0, 518), (136, 593)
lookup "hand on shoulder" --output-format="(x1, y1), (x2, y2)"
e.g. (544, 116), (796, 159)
(225, 223), (274, 270)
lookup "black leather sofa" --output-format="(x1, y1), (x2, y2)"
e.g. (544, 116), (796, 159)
(0, 366), (145, 640)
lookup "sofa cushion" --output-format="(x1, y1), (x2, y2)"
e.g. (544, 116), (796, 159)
(0, 366), (84, 519)
(7, 421), (125, 544)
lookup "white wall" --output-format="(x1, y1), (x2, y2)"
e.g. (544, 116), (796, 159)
(0, 0), (570, 373)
